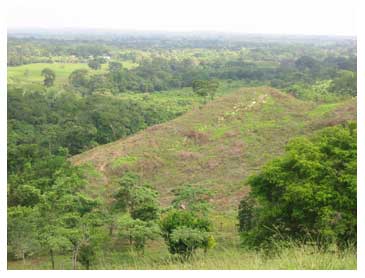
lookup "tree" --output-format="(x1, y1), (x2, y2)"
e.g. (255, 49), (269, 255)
(78, 241), (96, 270)
(240, 123), (357, 248)
(170, 227), (215, 258)
(160, 209), (215, 258)
(129, 185), (160, 221)
(192, 80), (209, 97)
(36, 191), (71, 269)
(192, 80), (219, 99)
(39, 165), (102, 270)
(330, 70), (357, 97)
(118, 215), (160, 254)
(88, 59), (101, 70)
(41, 68), (56, 87)
(8, 184), (41, 207)
(237, 195), (257, 233)
(108, 61), (122, 72)
(113, 172), (160, 221)
(7, 206), (40, 264)
(206, 80), (219, 99)
(61, 201), (102, 270)
(295, 56), (319, 71)
(110, 172), (161, 255)
(113, 172), (140, 211)
(69, 69), (90, 88)
(171, 185), (213, 215)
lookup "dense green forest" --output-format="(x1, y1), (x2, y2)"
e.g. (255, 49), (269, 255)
(7, 32), (357, 269)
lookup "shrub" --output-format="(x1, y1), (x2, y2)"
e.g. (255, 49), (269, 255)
(160, 209), (214, 257)
(78, 241), (96, 270)
(240, 123), (357, 248)
(237, 195), (257, 233)
(118, 216), (160, 253)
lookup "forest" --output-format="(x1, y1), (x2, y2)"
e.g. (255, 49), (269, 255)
(7, 31), (357, 269)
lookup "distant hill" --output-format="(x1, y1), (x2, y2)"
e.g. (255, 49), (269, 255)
(71, 87), (356, 211)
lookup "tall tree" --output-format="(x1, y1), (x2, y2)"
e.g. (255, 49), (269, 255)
(88, 59), (102, 70)
(41, 68), (56, 87)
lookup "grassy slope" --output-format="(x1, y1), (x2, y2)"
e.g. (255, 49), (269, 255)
(72, 87), (356, 212)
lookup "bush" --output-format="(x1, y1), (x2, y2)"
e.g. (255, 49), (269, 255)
(160, 209), (214, 257)
(118, 216), (160, 254)
(78, 241), (96, 270)
(240, 123), (357, 248)
(237, 196), (257, 233)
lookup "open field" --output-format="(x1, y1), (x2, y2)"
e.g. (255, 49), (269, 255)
(7, 61), (136, 87)
(7, 63), (105, 86)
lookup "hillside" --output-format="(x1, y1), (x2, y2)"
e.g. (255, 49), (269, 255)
(71, 87), (356, 211)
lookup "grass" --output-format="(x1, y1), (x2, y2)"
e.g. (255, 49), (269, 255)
(72, 87), (356, 211)
(308, 102), (342, 118)
(8, 243), (356, 270)
(7, 61), (135, 87)
(111, 155), (138, 169)
(7, 204), (356, 270)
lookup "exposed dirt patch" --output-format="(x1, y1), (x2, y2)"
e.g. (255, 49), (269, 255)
(181, 129), (210, 145)
(228, 141), (245, 156)
(206, 159), (221, 170)
(135, 154), (164, 177)
(223, 130), (240, 138)
(177, 151), (203, 160)
(312, 101), (356, 129)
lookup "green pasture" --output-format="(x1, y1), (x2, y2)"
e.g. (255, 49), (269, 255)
(7, 60), (137, 87)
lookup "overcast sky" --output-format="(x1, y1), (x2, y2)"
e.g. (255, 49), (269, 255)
(5, 0), (357, 36)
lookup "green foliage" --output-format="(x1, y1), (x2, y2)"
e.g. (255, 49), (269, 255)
(113, 172), (140, 211)
(8, 184), (41, 207)
(88, 59), (102, 70)
(114, 172), (160, 221)
(7, 206), (40, 262)
(7, 151), (104, 269)
(237, 196), (257, 233)
(171, 184), (213, 215)
(170, 227), (213, 258)
(129, 185), (160, 221)
(41, 68), (56, 87)
(78, 241), (97, 270)
(160, 209), (214, 257)
(113, 173), (161, 253)
(111, 155), (138, 169)
(108, 61), (122, 72)
(68, 69), (90, 93)
(295, 56), (320, 72)
(330, 70), (357, 97)
(118, 215), (160, 253)
(240, 123), (357, 248)
(192, 80), (219, 99)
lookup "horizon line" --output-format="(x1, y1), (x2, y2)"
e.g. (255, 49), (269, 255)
(7, 27), (357, 39)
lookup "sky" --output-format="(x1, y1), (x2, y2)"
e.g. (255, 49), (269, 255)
(5, 0), (357, 36)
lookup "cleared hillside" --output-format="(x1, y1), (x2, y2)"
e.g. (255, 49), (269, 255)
(71, 87), (356, 211)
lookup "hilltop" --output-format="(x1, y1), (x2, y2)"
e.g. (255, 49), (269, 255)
(71, 87), (356, 211)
